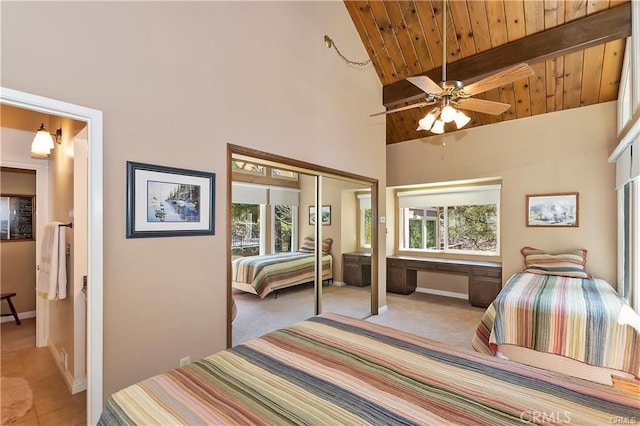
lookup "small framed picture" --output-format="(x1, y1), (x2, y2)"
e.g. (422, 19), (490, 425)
(526, 192), (578, 227)
(309, 205), (331, 226)
(126, 161), (215, 238)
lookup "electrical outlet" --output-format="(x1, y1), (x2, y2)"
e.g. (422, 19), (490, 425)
(179, 356), (190, 367)
(60, 348), (68, 370)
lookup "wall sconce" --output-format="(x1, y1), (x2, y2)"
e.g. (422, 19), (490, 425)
(31, 123), (62, 156)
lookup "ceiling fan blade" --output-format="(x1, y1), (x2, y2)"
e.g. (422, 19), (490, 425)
(455, 98), (512, 115)
(370, 101), (435, 117)
(462, 63), (534, 96)
(406, 76), (443, 95)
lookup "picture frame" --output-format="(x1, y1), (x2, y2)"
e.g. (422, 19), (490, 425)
(0, 194), (35, 241)
(309, 205), (331, 226)
(126, 161), (215, 238)
(526, 192), (578, 227)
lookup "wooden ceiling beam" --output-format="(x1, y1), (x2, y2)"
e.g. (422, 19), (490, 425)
(382, 1), (631, 107)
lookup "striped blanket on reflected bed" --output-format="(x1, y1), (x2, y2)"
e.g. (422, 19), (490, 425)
(232, 252), (332, 298)
(472, 272), (640, 378)
(99, 313), (638, 425)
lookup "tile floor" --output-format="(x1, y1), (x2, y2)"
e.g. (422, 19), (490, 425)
(1, 318), (86, 426)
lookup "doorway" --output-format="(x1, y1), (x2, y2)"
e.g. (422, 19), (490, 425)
(0, 87), (104, 425)
(227, 144), (379, 347)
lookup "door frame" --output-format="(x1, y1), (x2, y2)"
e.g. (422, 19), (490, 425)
(0, 87), (104, 425)
(0, 160), (49, 347)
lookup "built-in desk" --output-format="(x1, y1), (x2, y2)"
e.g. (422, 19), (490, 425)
(386, 255), (502, 308)
(342, 252), (371, 287)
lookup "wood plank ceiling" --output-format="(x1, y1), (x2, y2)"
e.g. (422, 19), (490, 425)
(344, 0), (631, 145)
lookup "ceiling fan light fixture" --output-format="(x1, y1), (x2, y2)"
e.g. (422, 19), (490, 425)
(453, 110), (471, 129)
(440, 104), (457, 123)
(431, 119), (445, 134)
(417, 107), (440, 131)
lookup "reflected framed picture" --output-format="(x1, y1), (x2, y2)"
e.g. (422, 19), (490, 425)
(526, 192), (578, 227)
(309, 205), (331, 226)
(0, 194), (35, 241)
(126, 161), (215, 238)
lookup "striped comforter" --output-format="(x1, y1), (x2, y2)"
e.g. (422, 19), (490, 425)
(232, 252), (332, 298)
(472, 272), (640, 378)
(98, 313), (638, 425)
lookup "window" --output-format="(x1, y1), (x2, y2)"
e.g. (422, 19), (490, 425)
(231, 182), (300, 256)
(397, 184), (500, 256)
(618, 179), (638, 311)
(358, 193), (371, 249)
(231, 160), (266, 176)
(272, 205), (295, 253)
(271, 168), (298, 180)
(231, 203), (261, 256)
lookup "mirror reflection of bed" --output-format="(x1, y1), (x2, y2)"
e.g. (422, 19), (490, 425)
(230, 154), (374, 346)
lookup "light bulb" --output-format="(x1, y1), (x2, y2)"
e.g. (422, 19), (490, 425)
(431, 119), (445, 134)
(416, 108), (439, 131)
(453, 110), (471, 129)
(31, 125), (54, 156)
(440, 105), (457, 123)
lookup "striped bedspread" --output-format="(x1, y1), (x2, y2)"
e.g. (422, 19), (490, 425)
(472, 272), (640, 378)
(232, 252), (332, 298)
(99, 313), (639, 426)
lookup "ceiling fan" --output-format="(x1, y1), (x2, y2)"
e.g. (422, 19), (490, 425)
(372, 0), (534, 134)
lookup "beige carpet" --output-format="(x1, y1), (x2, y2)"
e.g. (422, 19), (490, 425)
(232, 283), (485, 350)
(232, 282), (372, 346)
(1, 376), (33, 424)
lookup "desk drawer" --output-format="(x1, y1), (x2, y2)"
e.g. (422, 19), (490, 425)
(436, 263), (468, 274)
(343, 255), (361, 264)
(387, 259), (406, 268)
(471, 267), (501, 278)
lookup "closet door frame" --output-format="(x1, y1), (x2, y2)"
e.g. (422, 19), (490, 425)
(227, 144), (379, 347)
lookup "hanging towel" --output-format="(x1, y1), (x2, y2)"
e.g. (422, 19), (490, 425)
(37, 222), (67, 300)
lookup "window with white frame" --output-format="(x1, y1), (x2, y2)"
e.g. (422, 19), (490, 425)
(397, 184), (500, 256)
(358, 193), (372, 249)
(270, 187), (300, 254)
(232, 182), (299, 257)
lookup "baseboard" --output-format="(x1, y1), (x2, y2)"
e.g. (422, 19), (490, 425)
(0, 310), (35, 323)
(71, 377), (88, 394)
(329, 281), (346, 287)
(377, 304), (388, 314)
(47, 341), (86, 394)
(414, 287), (468, 300)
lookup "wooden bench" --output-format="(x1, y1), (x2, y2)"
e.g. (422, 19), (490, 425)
(1, 293), (21, 325)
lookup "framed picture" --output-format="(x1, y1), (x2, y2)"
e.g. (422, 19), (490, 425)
(0, 194), (35, 241)
(126, 161), (215, 238)
(526, 192), (578, 227)
(309, 205), (331, 226)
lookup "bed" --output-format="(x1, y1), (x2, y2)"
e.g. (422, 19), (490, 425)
(472, 247), (640, 385)
(232, 251), (333, 298)
(99, 313), (638, 425)
(232, 236), (334, 299)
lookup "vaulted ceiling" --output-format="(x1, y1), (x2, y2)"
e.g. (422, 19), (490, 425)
(344, 0), (631, 145)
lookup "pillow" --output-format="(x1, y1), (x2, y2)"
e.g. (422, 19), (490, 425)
(298, 237), (333, 254)
(521, 246), (591, 278)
